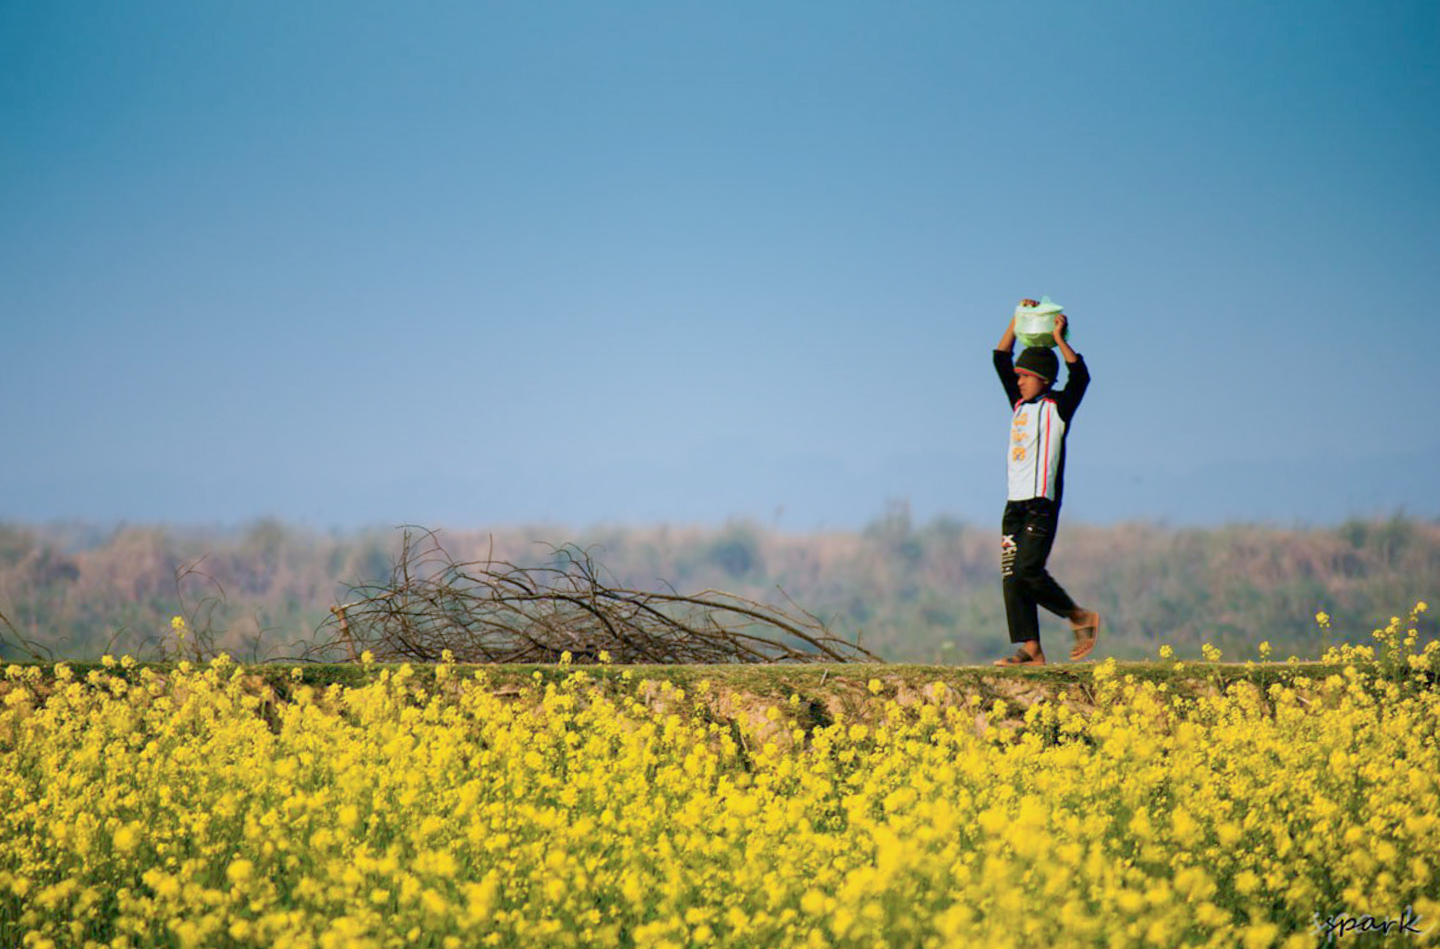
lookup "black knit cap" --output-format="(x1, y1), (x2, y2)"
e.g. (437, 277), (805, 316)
(1015, 347), (1059, 384)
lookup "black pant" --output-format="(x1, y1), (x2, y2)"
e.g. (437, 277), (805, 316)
(1001, 499), (1078, 644)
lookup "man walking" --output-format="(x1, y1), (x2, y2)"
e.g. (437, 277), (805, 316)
(992, 301), (1101, 665)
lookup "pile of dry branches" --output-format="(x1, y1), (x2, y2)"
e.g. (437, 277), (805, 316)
(309, 528), (879, 664)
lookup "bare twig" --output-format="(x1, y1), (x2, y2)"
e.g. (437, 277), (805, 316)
(0, 606), (52, 662)
(303, 527), (882, 665)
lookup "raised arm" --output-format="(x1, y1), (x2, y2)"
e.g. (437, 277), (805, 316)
(993, 312), (1023, 406)
(1050, 313), (1089, 420)
(996, 315), (1018, 353)
(1053, 314), (1079, 364)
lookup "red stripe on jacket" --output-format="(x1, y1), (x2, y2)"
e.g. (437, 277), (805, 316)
(1040, 399), (1055, 498)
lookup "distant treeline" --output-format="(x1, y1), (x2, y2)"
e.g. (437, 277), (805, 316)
(2, 507), (1437, 663)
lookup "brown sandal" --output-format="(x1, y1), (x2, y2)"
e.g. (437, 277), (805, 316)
(1070, 611), (1102, 661)
(994, 648), (1046, 667)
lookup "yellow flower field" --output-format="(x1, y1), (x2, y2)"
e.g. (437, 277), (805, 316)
(2, 607), (1438, 949)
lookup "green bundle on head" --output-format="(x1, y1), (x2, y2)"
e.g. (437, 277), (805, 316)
(1014, 296), (1067, 349)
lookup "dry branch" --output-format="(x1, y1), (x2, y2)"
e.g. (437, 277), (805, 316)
(307, 528), (879, 664)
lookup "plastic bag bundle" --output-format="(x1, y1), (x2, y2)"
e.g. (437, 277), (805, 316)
(1014, 296), (1066, 349)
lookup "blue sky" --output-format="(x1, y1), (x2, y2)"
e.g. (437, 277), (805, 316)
(3, 0), (1437, 531)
